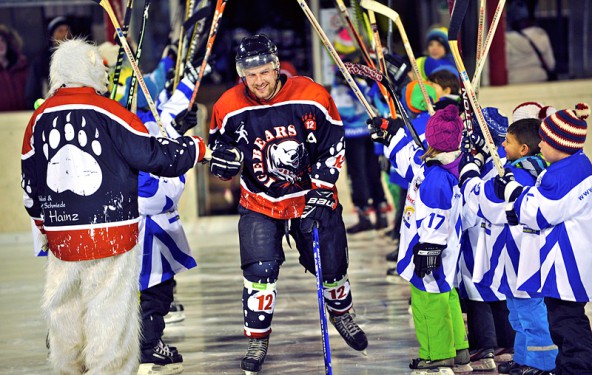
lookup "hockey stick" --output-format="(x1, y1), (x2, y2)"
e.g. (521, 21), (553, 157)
(472, 0), (506, 89)
(110, 0), (134, 100)
(334, 0), (396, 117)
(312, 226), (333, 375)
(345, 62), (424, 150)
(360, 0), (435, 115)
(92, 0), (166, 136)
(186, 0), (228, 110)
(365, 8), (397, 117)
(476, 0), (486, 66)
(296, 0), (376, 118)
(184, 1), (212, 66)
(126, 0), (151, 111)
(173, 0), (195, 91)
(449, 0), (504, 175)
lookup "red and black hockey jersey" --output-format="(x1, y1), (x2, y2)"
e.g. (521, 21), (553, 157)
(21, 87), (206, 261)
(209, 76), (345, 219)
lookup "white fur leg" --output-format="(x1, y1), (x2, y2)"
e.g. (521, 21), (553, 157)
(81, 245), (141, 375)
(43, 252), (85, 375)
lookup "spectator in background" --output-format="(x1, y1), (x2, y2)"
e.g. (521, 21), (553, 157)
(505, 0), (556, 83)
(416, 26), (455, 81)
(24, 16), (71, 108)
(0, 24), (29, 112)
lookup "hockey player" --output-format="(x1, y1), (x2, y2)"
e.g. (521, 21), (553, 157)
(459, 115), (557, 375)
(20, 38), (209, 375)
(368, 104), (472, 374)
(208, 34), (368, 374)
(494, 103), (592, 375)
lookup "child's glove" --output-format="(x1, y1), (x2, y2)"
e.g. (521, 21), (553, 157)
(458, 152), (484, 187)
(300, 189), (335, 233)
(412, 242), (444, 278)
(366, 117), (404, 145)
(493, 169), (523, 202)
(171, 102), (199, 135)
(209, 142), (243, 180)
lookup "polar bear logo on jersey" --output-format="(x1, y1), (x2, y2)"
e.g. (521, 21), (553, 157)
(266, 140), (308, 184)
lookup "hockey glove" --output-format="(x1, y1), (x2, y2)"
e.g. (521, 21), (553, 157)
(413, 242), (444, 278)
(171, 102), (199, 135)
(366, 117), (404, 146)
(209, 142), (243, 181)
(384, 53), (411, 91)
(185, 61), (212, 84)
(493, 169), (523, 202)
(458, 152), (484, 187)
(300, 189), (335, 233)
(469, 131), (490, 158)
(505, 203), (520, 226)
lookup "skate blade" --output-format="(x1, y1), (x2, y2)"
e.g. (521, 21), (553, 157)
(361, 349), (368, 356)
(244, 371), (258, 375)
(137, 363), (183, 375)
(411, 367), (454, 375)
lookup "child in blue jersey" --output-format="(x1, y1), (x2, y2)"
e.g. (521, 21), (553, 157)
(460, 115), (557, 375)
(369, 104), (471, 374)
(457, 108), (515, 372)
(494, 103), (592, 375)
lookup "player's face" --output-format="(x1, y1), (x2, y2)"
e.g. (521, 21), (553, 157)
(52, 25), (71, 43)
(427, 40), (446, 60)
(243, 62), (279, 100)
(502, 133), (524, 162)
(539, 138), (569, 164)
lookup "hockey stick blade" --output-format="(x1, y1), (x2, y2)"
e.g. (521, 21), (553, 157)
(344, 62), (425, 150)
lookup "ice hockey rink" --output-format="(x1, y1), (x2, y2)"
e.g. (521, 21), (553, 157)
(1, 79), (591, 374)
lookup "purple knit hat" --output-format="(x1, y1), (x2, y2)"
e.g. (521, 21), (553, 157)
(425, 104), (463, 152)
(539, 103), (589, 154)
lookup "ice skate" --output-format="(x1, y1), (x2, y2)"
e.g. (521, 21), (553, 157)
(329, 311), (368, 353)
(138, 340), (183, 375)
(469, 348), (496, 371)
(385, 247), (399, 268)
(347, 207), (374, 234)
(508, 365), (556, 375)
(409, 357), (455, 375)
(241, 337), (269, 374)
(453, 349), (473, 374)
(494, 347), (514, 363)
(498, 360), (521, 374)
(164, 300), (185, 324)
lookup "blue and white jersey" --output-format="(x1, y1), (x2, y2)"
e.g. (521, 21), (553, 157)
(463, 163), (540, 298)
(514, 151), (592, 302)
(396, 161), (463, 293)
(384, 128), (424, 185)
(458, 157), (507, 302)
(137, 77), (198, 291)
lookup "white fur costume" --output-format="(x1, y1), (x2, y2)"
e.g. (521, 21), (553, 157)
(43, 246), (141, 374)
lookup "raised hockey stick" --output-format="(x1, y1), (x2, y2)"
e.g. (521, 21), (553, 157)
(360, 0), (435, 115)
(449, 0), (504, 175)
(296, 0), (376, 118)
(472, 0), (506, 89)
(344, 62), (424, 150)
(184, 1), (212, 67)
(92, 0), (166, 136)
(186, 0), (228, 110)
(173, 0), (195, 91)
(126, 0), (151, 111)
(110, 0), (134, 100)
(312, 226), (333, 375)
(365, 8), (397, 117)
(476, 0), (486, 65)
(334, 0), (396, 117)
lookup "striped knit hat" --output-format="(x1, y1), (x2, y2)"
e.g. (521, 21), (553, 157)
(539, 103), (590, 154)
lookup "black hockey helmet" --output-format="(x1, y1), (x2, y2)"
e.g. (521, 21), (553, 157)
(235, 34), (279, 77)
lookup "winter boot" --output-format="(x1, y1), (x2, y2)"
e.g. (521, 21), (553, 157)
(409, 357), (455, 375)
(164, 300), (185, 324)
(374, 202), (391, 230)
(138, 340), (183, 375)
(498, 360), (522, 374)
(346, 207), (374, 234)
(470, 348), (496, 371)
(453, 349), (473, 373)
(241, 337), (269, 374)
(509, 365), (556, 375)
(329, 311), (368, 352)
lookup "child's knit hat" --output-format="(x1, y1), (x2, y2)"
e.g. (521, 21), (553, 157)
(402, 80), (438, 114)
(425, 27), (450, 54)
(512, 101), (557, 122)
(426, 104), (464, 152)
(539, 103), (590, 154)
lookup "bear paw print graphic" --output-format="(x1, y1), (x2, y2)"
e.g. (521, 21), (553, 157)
(42, 113), (103, 196)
